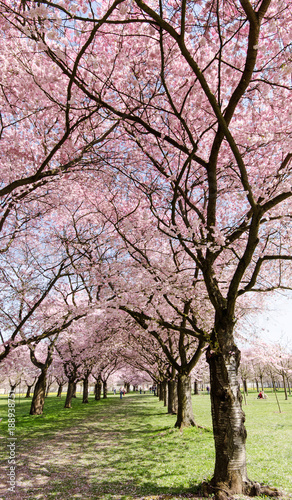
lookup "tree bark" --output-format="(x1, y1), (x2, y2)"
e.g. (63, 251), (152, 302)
(158, 382), (163, 401)
(243, 379), (248, 396)
(72, 382), (77, 398)
(64, 379), (75, 408)
(207, 344), (251, 495)
(175, 374), (195, 428)
(57, 384), (63, 397)
(45, 378), (54, 397)
(194, 380), (199, 395)
(25, 384), (33, 398)
(168, 379), (178, 414)
(102, 380), (107, 399)
(82, 376), (89, 404)
(30, 369), (47, 415)
(94, 378), (102, 400)
(162, 380), (168, 407)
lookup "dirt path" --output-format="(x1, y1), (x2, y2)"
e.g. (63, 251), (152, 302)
(1, 397), (130, 499)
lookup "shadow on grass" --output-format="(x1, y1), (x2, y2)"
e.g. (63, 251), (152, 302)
(3, 463), (204, 500)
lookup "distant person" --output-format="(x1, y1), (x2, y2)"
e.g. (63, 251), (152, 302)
(257, 391), (263, 399)
(120, 388), (123, 399)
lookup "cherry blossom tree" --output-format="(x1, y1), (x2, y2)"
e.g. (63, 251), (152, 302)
(0, 7), (118, 256)
(28, 337), (58, 415)
(1, 1), (292, 497)
(0, 221), (88, 362)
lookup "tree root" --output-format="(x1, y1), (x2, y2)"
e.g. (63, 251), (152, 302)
(200, 480), (285, 500)
(244, 481), (284, 498)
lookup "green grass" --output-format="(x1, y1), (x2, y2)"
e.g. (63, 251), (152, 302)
(0, 389), (291, 500)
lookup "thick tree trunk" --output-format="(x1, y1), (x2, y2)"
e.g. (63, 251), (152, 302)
(125, 382), (130, 393)
(175, 374), (195, 428)
(162, 380), (168, 407)
(82, 376), (89, 404)
(102, 380), (107, 399)
(158, 382), (163, 401)
(168, 379), (178, 414)
(65, 379), (75, 408)
(94, 378), (102, 401)
(25, 384), (33, 398)
(194, 380), (199, 395)
(30, 370), (47, 415)
(207, 344), (252, 496)
(57, 384), (63, 397)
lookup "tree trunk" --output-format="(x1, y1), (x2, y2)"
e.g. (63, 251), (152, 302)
(243, 378), (248, 395)
(175, 374), (195, 428)
(272, 376), (282, 413)
(9, 384), (17, 398)
(45, 379), (54, 397)
(94, 378), (102, 401)
(57, 384), (63, 397)
(156, 383), (160, 398)
(125, 382), (130, 393)
(30, 370), (47, 415)
(72, 382), (77, 398)
(281, 373), (288, 400)
(158, 382), (163, 401)
(207, 344), (253, 496)
(194, 380), (199, 395)
(25, 384), (33, 398)
(255, 379), (259, 393)
(162, 380), (168, 407)
(64, 379), (75, 408)
(83, 376), (89, 404)
(168, 379), (178, 414)
(103, 380), (107, 399)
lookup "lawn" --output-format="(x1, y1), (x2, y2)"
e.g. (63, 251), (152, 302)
(0, 389), (291, 500)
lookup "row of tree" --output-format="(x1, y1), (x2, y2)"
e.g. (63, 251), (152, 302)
(1, 337), (291, 417)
